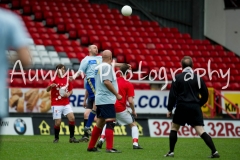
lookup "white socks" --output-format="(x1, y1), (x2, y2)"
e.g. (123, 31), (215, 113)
(100, 124), (107, 142)
(132, 126), (139, 146)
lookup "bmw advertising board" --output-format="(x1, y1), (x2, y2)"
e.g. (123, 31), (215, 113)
(0, 117), (33, 135)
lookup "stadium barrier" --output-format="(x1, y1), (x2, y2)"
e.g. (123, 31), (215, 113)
(148, 119), (240, 138)
(0, 117), (33, 135)
(32, 117), (150, 136)
(1, 117), (239, 138)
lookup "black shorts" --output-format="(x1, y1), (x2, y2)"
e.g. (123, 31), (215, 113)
(172, 103), (204, 127)
(86, 98), (94, 109)
(96, 104), (116, 119)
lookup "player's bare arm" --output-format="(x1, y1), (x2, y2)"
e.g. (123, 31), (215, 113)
(103, 80), (122, 100)
(114, 63), (131, 70)
(128, 96), (137, 118)
(83, 90), (88, 108)
(71, 71), (85, 80)
(166, 111), (172, 118)
(46, 83), (56, 92)
(16, 46), (32, 67)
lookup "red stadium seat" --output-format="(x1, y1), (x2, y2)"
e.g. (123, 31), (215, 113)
(116, 55), (125, 63)
(69, 30), (77, 39)
(43, 39), (52, 46)
(67, 52), (77, 58)
(102, 42), (112, 50)
(57, 24), (65, 33)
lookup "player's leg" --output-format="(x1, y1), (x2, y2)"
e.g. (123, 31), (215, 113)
(84, 102), (97, 134)
(87, 105), (105, 151)
(164, 122), (180, 157)
(104, 104), (120, 153)
(84, 78), (97, 134)
(52, 106), (62, 143)
(81, 107), (91, 141)
(193, 106), (219, 158)
(64, 104), (79, 143)
(165, 105), (188, 157)
(117, 109), (143, 149)
(53, 119), (61, 143)
(97, 124), (106, 149)
(129, 122), (143, 149)
(87, 116), (105, 152)
(194, 126), (219, 158)
(88, 118), (105, 150)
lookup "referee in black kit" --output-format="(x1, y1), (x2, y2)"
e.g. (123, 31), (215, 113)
(164, 56), (220, 158)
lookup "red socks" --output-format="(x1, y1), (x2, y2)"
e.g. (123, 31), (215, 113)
(68, 121), (75, 138)
(105, 128), (114, 150)
(133, 138), (138, 143)
(88, 126), (102, 149)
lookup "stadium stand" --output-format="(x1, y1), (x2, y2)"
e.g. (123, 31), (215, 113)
(1, 0), (240, 90)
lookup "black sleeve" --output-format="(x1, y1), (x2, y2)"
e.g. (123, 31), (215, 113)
(167, 79), (178, 112)
(199, 78), (209, 106)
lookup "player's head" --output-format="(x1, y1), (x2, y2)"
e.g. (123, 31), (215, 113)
(120, 63), (130, 76)
(56, 64), (66, 76)
(88, 45), (98, 56)
(181, 56), (193, 69)
(102, 50), (112, 64)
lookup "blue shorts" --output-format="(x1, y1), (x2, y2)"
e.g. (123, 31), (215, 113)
(86, 78), (95, 99)
(96, 104), (116, 119)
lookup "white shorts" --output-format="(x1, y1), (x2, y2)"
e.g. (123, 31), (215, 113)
(51, 104), (73, 120)
(116, 109), (134, 125)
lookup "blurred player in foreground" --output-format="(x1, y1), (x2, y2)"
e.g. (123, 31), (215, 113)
(47, 64), (79, 143)
(97, 64), (143, 149)
(165, 56), (220, 158)
(0, 8), (31, 122)
(87, 50), (122, 153)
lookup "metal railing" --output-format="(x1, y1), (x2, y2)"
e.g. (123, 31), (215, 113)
(202, 89), (239, 119)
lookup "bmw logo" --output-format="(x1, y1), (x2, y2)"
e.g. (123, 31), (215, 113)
(14, 118), (26, 135)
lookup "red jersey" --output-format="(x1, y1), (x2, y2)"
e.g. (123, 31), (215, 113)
(115, 77), (135, 113)
(49, 76), (73, 106)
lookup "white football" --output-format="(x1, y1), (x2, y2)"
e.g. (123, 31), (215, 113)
(59, 87), (66, 97)
(121, 5), (132, 16)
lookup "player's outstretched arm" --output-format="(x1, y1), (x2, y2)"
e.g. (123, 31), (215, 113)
(103, 80), (122, 100)
(71, 71), (84, 80)
(128, 96), (137, 117)
(114, 63), (131, 69)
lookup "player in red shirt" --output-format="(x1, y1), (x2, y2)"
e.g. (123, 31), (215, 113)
(46, 64), (79, 143)
(96, 64), (143, 149)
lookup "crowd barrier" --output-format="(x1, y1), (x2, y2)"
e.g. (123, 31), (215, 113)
(1, 117), (239, 138)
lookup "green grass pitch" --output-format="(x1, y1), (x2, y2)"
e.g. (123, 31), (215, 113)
(0, 136), (239, 160)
